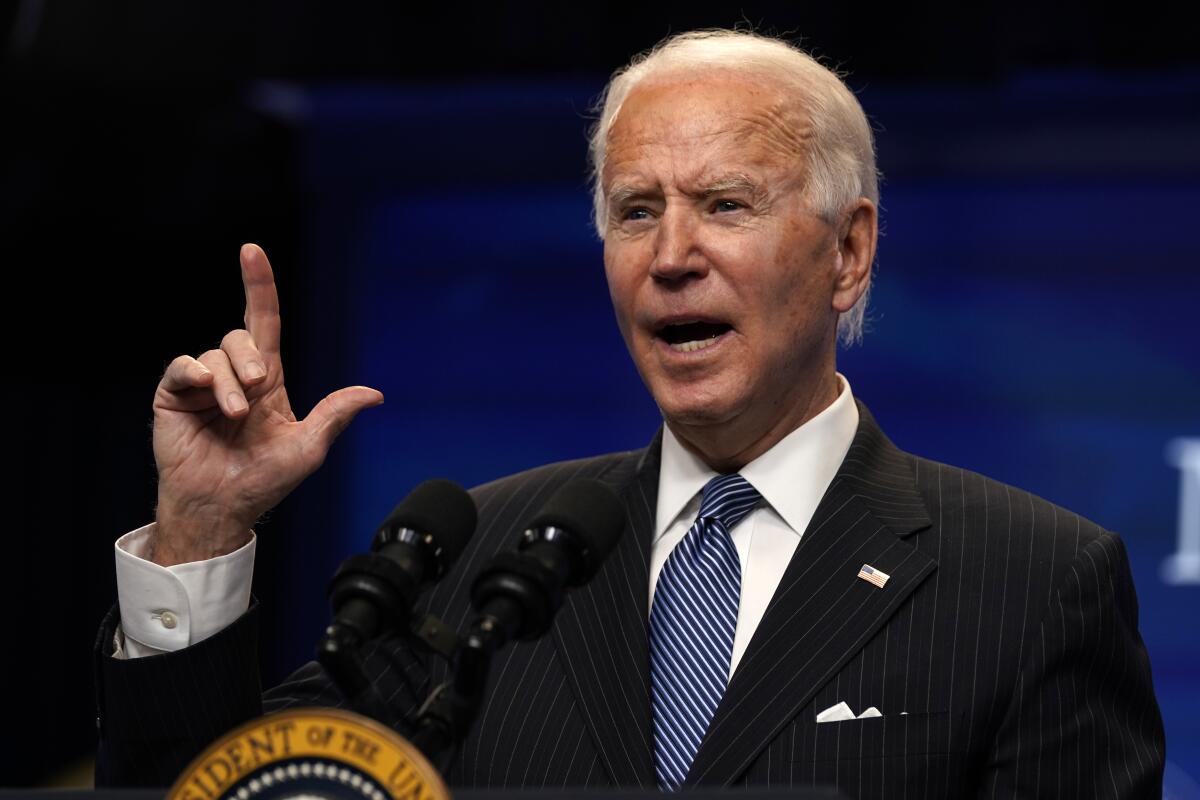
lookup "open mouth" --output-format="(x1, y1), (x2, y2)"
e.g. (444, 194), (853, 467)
(655, 320), (733, 353)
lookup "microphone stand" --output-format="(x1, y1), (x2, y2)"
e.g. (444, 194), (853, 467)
(407, 596), (525, 772)
(320, 479), (623, 774)
(318, 581), (466, 738)
(316, 551), (420, 731)
(405, 479), (625, 772)
(314, 480), (477, 736)
(318, 586), (493, 775)
(406, 537), (575, 770)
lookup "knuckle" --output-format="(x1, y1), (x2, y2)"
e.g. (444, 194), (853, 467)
(221, 329), (249, 349)
(196, 349), (229, 370)
(166, 354), (193, 374)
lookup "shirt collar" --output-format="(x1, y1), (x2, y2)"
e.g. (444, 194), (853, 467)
(654, 374), (860, 542)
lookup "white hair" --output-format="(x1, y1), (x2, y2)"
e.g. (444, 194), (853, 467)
(588, 29), (878, 345)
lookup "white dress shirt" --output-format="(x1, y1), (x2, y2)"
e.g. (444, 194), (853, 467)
(112, 525), (256, 658)
(113, 376), (857, 664)
(650, 375), (858, 677)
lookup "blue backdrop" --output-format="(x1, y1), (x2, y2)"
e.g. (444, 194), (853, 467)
(278, 74), (1200, 792)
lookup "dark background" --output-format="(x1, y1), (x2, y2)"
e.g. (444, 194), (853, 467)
(2, 1), (1198, 793)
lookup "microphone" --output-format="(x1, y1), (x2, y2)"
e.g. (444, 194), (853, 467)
(319, 479), (476, 693)
(469, 479), (625, 644)
(408, 479), (625, 764)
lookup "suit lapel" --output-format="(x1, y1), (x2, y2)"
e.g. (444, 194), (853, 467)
(686, 403), (937, 787)
(551, 434), (661, 787)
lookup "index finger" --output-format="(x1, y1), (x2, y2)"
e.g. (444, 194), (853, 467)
(240, 243), (281, 356)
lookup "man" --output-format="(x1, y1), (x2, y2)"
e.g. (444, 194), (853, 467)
(96, 30), (1165, 797)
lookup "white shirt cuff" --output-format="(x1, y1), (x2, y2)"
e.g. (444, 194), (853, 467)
(113, 523), (256, 658)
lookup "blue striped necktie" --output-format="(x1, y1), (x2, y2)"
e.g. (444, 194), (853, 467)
(650, 473), (762, 790)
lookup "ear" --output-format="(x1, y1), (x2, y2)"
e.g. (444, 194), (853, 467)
(831, 198), (877, 313)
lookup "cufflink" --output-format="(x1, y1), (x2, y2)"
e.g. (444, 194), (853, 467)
(152, 610), (178, 629)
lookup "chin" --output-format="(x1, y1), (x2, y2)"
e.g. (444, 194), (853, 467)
(654, 388), (743, 429)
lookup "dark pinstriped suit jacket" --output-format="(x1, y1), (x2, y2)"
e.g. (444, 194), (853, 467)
(95, 402), (1165, 797)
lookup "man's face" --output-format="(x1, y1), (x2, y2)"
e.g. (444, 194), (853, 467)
(602, 75), (861, 457)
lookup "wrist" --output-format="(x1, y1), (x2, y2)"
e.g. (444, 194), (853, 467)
(151, 499), (253, 567)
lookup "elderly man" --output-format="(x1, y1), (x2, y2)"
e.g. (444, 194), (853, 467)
(96, 30), (1164, 798)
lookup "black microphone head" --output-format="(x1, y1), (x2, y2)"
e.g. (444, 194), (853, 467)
(526, 479), (625, 581)
(378, 479), (477, 571)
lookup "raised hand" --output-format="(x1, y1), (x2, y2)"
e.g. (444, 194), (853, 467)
(148, 243), (383, 566)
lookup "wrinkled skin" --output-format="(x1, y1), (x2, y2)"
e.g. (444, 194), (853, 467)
(601, 75), (876, 471)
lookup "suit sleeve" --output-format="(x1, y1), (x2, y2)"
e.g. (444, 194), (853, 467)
(979, 532), (1165, 799)
(95, 600), (435, 787)
(94, 602), (265, 787)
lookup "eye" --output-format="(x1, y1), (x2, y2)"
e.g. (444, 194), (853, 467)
(622, 207), (651, 221)
(712, 199), (744, 213)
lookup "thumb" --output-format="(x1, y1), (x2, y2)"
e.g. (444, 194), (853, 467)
(302, 385), (385, 454)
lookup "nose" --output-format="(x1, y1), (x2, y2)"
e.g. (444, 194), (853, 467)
(649, 207), (709, 284)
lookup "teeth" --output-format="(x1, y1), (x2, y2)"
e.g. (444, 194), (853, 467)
(670, 336), (722, 353)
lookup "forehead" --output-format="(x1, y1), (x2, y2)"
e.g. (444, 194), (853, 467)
(603, 75), (812, 187)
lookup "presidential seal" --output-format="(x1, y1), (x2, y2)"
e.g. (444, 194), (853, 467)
(168, 708), (450, 800)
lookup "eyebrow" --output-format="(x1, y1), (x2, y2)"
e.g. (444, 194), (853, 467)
(607, 183), (650, 209)
(699, 174), (762, 197)
(603, 184), (650, 226)
(607, 174), (764, 208)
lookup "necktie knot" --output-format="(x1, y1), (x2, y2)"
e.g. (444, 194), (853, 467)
(697, 473), (761, 532)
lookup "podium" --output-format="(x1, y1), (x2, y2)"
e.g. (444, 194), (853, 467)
(3, 792), (846, 799)
(80, 707), (851, 800)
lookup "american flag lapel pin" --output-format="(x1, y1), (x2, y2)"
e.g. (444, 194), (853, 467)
(857, 563), (890, 588)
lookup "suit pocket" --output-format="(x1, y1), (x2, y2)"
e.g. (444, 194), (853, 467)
(792, 711), (965, 762)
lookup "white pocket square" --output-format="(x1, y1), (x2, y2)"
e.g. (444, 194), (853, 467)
(816, 702), (885, 722)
